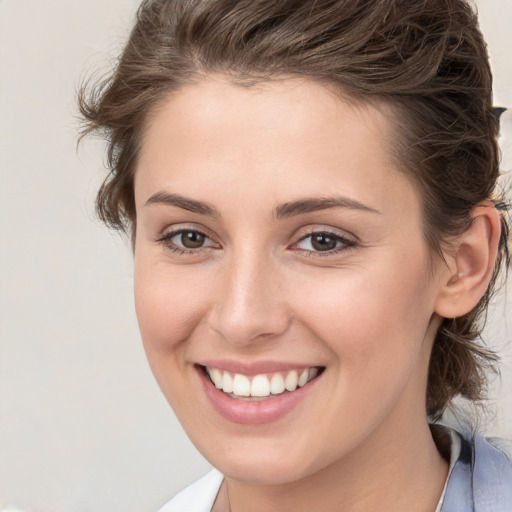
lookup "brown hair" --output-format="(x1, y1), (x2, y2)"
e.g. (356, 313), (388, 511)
(79, 0), (510, 420)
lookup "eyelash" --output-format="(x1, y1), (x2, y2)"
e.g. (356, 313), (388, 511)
(154, 228), (357, 257)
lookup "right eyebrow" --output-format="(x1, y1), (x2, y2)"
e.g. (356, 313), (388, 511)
(144, 192), (220, 218)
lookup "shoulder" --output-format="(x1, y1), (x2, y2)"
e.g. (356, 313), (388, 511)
(157, 469), (224, 512)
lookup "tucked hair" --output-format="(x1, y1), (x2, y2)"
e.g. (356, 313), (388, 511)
(79, 0), (510, 419)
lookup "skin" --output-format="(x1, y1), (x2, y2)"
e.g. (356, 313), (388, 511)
(132, 76), (475, 511)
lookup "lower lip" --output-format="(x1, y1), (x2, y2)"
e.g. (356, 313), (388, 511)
(197, 367), (321, 425)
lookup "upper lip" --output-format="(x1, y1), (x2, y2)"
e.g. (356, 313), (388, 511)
(198, 359), (323, 376)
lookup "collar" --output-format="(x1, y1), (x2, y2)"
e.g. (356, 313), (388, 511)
(435, 426), (512, 512)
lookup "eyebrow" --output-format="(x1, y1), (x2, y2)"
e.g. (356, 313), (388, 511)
(145, 191), (380, 218)
(145, 192), (220, 218)
(275, 196), (380, 218)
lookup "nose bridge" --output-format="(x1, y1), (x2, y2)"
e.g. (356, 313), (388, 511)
(210, 244), (289, 345)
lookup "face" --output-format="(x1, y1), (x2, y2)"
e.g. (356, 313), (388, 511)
(134, 77), (445, 484)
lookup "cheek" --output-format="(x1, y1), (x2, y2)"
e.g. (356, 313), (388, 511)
(133, 259), (209, 359)
(294, 258), (434, 378)
(133, 259), (215, 418)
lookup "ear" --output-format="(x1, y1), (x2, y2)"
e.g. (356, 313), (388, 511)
(434, 201), (502, 319)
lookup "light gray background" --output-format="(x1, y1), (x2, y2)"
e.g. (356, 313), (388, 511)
(0, 1), (510, 511)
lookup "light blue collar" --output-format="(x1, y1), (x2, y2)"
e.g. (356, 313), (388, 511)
(441, 429), (512, 512)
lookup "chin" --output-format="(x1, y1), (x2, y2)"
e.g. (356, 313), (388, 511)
(191, 428), (332, 486)
(215, 453), (316, 486)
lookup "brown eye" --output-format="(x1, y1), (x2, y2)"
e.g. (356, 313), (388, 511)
(180, 231), (206, 248)
(310, 233), (337, 251)
(156, 227), (218, 254)
(294, 230), (356, 255)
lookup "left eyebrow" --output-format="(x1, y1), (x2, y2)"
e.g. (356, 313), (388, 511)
(274, 196), (381, 218)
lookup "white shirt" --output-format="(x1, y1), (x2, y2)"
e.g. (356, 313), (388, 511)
(158, 469), (223, 512)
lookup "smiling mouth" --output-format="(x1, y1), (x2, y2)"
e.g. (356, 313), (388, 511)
(200, 365), (324, 401)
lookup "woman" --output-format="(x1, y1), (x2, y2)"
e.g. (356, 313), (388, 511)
(79, 0), (512, 510)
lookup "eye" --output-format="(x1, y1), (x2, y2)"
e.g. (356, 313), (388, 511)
(293, 230), (356, 254)
(176, 230), (207, 249)
(155, 228), (218, 253)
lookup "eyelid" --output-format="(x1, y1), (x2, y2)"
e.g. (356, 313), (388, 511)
(292, 225), (358, 244)
(155, 222), (216, 240)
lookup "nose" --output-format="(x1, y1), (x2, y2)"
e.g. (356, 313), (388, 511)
(208, 249), (290, 346)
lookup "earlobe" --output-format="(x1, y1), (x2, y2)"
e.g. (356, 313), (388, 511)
(434, 202), (502, 319)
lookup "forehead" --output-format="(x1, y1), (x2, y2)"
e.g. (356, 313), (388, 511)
(141, 76), (392, 154)
(135, 76), (416, 217)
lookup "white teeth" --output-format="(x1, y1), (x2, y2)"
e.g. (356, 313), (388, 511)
(298, 369), (309, 387)
(284, 370), (299, 392)
(206, 366), (320, 398)
(270, 373), (285, 394)
(251, 374), (271, 397)
(211, 368), (223, 389)
(232, 373), (251, 396)
(222, 372), (233, 393)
